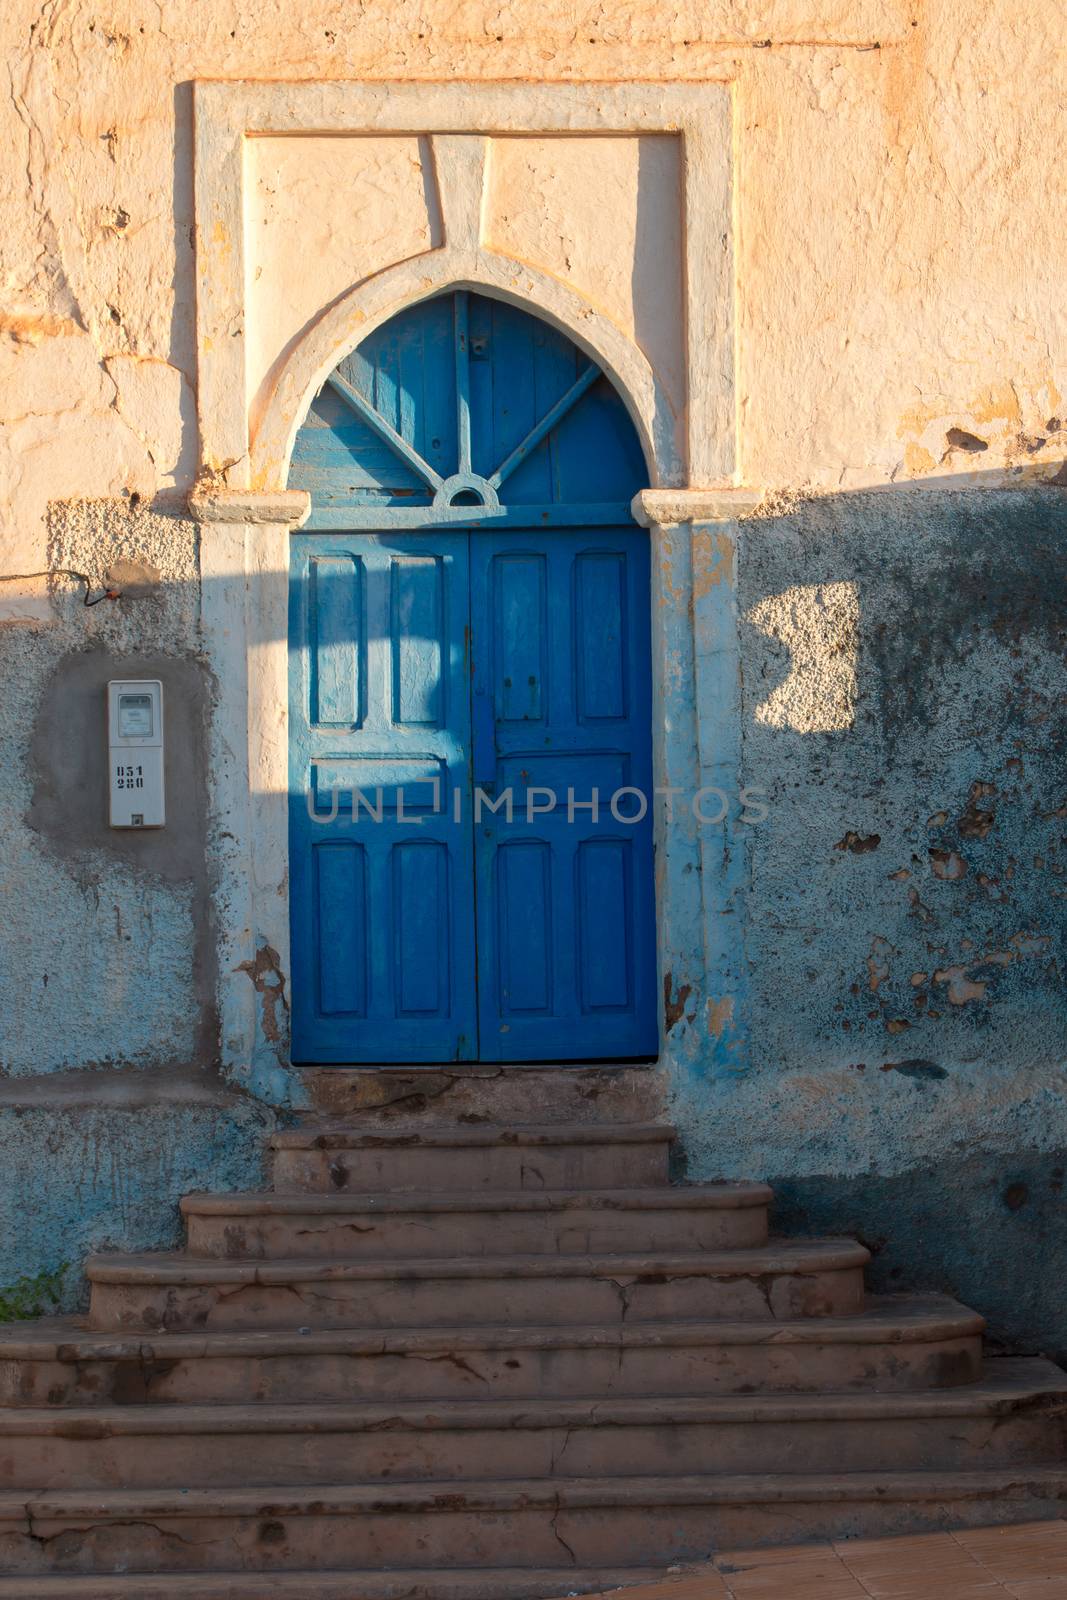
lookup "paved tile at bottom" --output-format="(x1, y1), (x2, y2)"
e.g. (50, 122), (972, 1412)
(548, 1521), (1067, 1600)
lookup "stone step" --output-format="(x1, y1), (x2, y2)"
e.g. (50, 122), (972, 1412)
(0, 1296), (984, 1406)
(85, 1240), (870, 1332)
(0, 1569), (657, 1598)
(291, 1063), (664, 1126)
(270, 1122), (675, 1194)
(1, 1361), (1061, 1489)
(0, 1469), (1065, 1572)
(180, 1183), (771, 1260)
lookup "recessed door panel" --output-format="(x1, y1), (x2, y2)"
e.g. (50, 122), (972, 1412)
(577, 837), (633, 1012)
(310, 554), (363, 728)
(313, 841), (368, 1017)
(494, 554), (547, 724)
(574, 551), (628, 722)
(496, 840), (553, 1016)
(393, 839), (450, 1016)
(391, 554), (444, 727)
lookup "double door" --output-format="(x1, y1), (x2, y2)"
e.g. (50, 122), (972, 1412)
(288, 526), (656, 1063)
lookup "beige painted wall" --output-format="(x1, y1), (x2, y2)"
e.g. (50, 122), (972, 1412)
(1, 0), (1064, 619)
(246, 135), (439, 433)
(242, 127), (685, 446)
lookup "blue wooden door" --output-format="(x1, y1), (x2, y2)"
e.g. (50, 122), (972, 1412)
(288, 533), (478, 1062)
(470, 529), (656, 1061)
(288, 290), (657, 1063)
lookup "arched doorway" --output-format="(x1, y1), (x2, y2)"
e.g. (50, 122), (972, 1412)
(287, 289), (657, 1063)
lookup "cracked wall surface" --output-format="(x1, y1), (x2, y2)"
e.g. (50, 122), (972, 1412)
(668, 486), (1067, 1356)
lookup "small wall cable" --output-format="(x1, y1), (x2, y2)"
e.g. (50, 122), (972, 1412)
(0, 571), (121, 606)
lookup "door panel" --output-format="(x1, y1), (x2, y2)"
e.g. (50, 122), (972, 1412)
(289, 533), (477, 1062)
(470, 527), (657, 1062)
(313, 841), (368, 1017)
(309, 552), (363, 727)
(390, 554), (445, 726)
(495, 839), (554, 1016)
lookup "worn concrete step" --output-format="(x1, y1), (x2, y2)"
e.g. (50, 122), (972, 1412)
(271, 1121), (675, 1193)
(1, 1470), (1065, 1572)
(180, 1183), (771, 1260)
(292, 1063), (664, 1126)
(85, 1239), (869, 1332)
(1, 1361), (1062, 1489)
(0, 1296), (984, 1406)
(0, 1569), (658, 1598)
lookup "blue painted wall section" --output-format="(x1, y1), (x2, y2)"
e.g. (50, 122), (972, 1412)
(0, 499), (279, 1314)
(649, 522), (707, 1071)
(0, 1098), (273, 1316)
(691, 521), (750, 1076)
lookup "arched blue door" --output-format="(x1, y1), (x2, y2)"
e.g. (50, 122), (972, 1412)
(288, 291), (657, 1063)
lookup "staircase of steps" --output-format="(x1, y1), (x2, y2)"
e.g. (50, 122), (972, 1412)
(0, 1090), (1064, 1599)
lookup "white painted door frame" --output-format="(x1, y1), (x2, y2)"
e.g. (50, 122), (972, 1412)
(187, 78), (757, 1102)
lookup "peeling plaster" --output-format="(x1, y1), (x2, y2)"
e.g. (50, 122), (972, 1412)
(236, 944), (290, 1046)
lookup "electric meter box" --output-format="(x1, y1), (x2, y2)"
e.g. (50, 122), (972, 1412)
(107, 680), (165, 828)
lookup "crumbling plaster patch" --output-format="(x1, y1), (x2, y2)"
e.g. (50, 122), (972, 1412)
(747, 580), (859, 733)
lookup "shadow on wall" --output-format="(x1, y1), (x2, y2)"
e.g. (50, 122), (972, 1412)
(725, 477), (1066, 1364)
(737, 480), (1065, 1072)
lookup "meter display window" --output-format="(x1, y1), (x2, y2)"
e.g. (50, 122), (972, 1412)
(118, 693), (154, 739)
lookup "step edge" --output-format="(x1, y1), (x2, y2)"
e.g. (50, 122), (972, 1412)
(84, 1239), (872, 1283)
(270, 1124), (677, 1150)
(179, 1183), (773, 1217)
(8, 1467), (1067, 1519)
(3, 1367), (1062, 1435)
(0, 1569), (661, 1595)
(0, 1303), (987, 1360)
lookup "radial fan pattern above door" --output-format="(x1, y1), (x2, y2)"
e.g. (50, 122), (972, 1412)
(290, 290), (647, 529)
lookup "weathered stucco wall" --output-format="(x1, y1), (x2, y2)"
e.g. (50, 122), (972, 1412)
(0, 0), (1063, 1336)
(0, 499), (273, 1310)
(668, 486), (1066, 1356)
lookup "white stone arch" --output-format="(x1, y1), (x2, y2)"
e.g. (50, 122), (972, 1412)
(250, 251), (684, 494)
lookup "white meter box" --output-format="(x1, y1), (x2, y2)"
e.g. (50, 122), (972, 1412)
(108, 680), (165, 827)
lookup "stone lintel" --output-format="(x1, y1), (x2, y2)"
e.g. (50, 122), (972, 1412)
(187, 490), (311, 526)
(632, 488), (763, 527)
